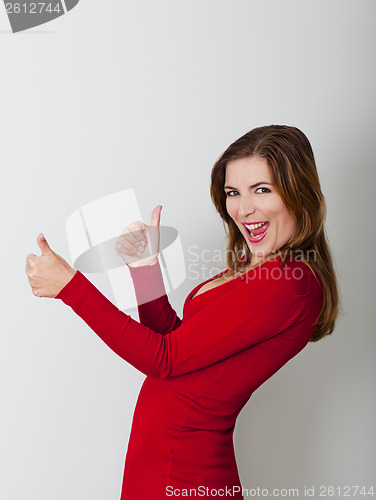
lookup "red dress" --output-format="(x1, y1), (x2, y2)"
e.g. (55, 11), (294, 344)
(55, 255), (323, 499)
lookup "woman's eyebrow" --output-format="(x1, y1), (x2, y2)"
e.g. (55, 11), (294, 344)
(224, 182), (272, 190)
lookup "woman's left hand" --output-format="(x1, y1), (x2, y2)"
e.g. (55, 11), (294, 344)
(25, 233), (76, 298)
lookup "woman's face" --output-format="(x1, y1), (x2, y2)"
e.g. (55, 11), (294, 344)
(225, 155), (296, 266)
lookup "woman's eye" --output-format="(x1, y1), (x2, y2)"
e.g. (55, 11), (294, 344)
(225, 187), (271, 197)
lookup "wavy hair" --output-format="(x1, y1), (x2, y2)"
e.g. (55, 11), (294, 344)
(210, 125), (341, 342)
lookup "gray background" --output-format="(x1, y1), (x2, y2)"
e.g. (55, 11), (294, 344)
(1, 0), (375, 499)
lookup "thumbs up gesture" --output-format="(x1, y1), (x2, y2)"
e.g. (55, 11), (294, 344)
(115, 205), (162, 268)
(25, 233), (76, 298)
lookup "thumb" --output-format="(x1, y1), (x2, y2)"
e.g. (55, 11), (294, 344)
(37, 233), (53, 255)
(149, 205), (162, 227)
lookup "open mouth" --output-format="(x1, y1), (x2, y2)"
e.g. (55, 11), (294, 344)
(243, 221), (270, 242)
(244, 221), (269, 237)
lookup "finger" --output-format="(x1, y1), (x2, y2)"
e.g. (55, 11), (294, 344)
(143, 206), (162, 255)
(25, 258), (36, 275)
(119, 231), (138, 247)
(116, 239), (137, 256)
(37, 233), (53, 255)
(26, 253), (37, 264)
(118, 231), (145, 251)
(121, 222), (147, 246)
(122, 221), (147, 235)
(121, 239), (146, 258)
(150, 205), (162, 227)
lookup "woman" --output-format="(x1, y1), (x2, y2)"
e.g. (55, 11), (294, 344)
(25, 125), (339, 499)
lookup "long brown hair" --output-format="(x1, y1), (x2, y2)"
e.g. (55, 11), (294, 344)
(210, 125), (341, 342)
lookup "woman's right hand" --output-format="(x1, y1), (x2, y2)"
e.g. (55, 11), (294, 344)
(115, 205), (162, 268)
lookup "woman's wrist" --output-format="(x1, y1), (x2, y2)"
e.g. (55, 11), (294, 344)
(127, 257), (159, 268)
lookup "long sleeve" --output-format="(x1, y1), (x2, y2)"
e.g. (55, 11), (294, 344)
(54, 260), (315, 379)
(127, 261), (182, 334)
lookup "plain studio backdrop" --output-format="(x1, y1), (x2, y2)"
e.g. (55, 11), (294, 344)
(1, 1), (375, 499)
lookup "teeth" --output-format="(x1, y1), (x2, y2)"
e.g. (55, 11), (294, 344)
(245, 222), (266, 230)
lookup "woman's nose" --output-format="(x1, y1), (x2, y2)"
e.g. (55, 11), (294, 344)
(238, 195), (256, 217)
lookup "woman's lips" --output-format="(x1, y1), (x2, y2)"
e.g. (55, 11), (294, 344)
(244, 221), (270, 243)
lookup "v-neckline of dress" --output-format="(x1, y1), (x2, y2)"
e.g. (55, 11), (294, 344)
(189, 255), (280, 303)
(189, 270), (230, 302)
